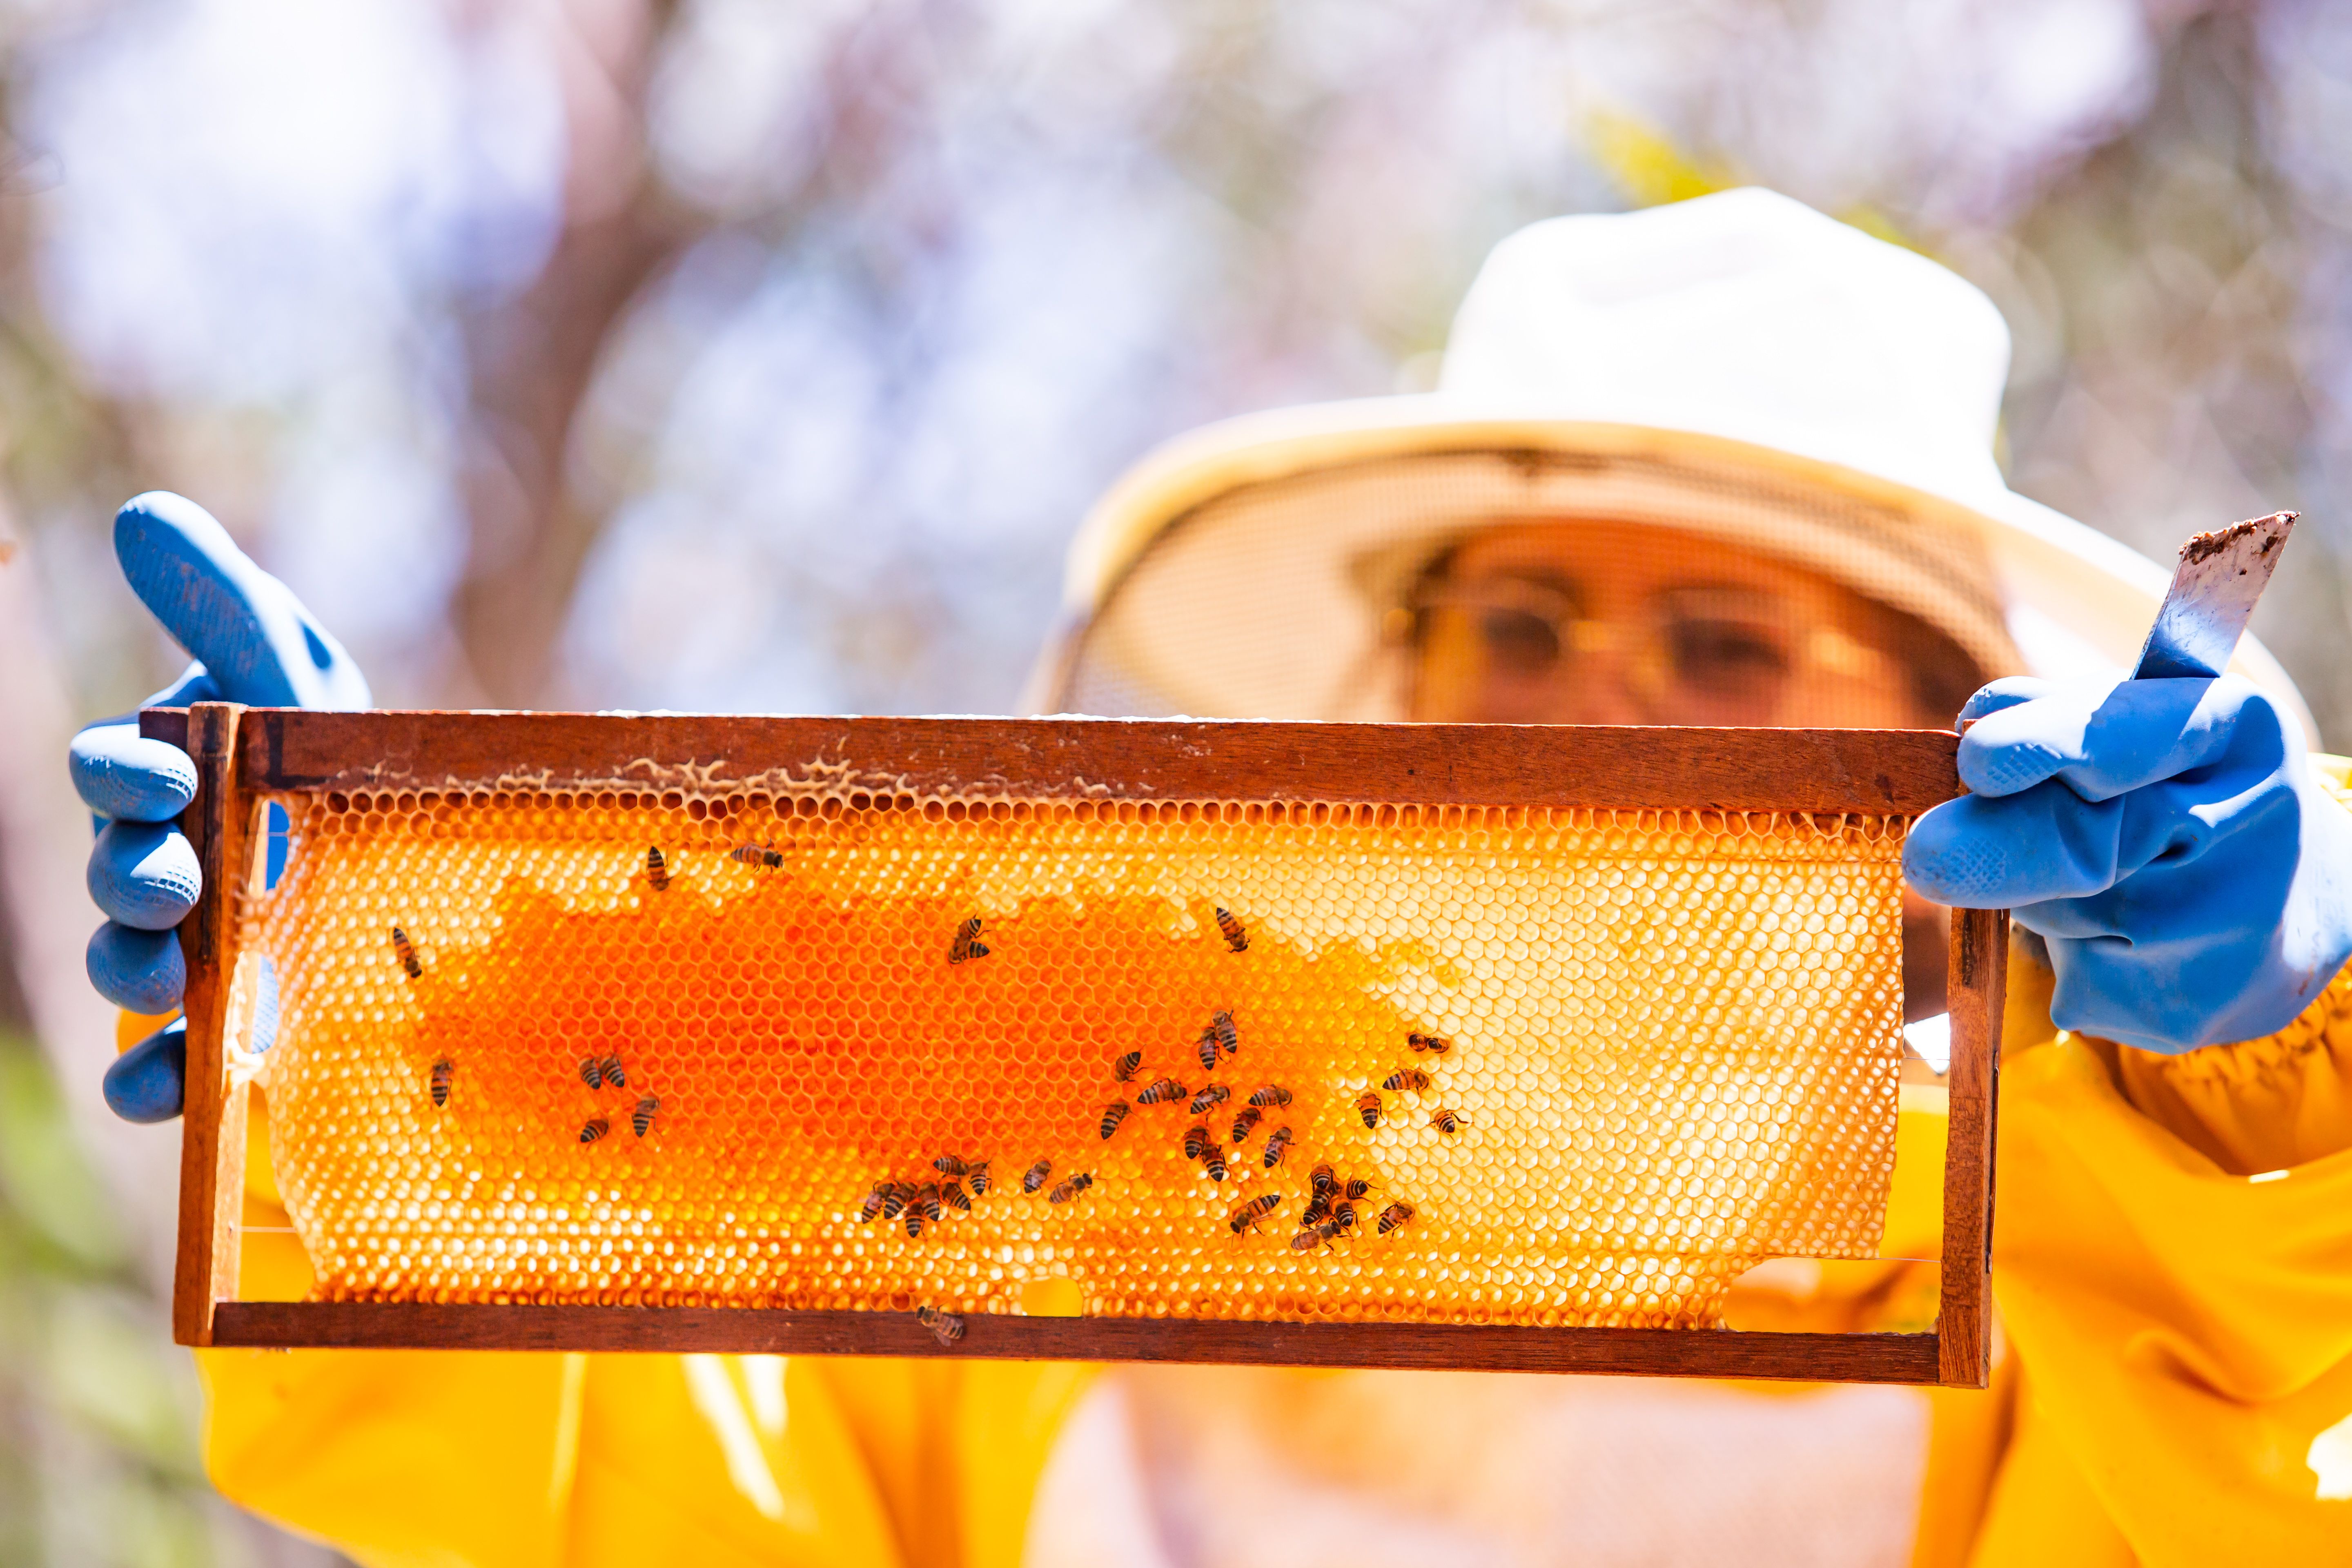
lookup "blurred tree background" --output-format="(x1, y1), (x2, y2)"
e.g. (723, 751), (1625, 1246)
(2, 0), (2350, 1558)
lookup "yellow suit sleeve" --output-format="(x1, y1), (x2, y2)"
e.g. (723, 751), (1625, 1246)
(1986, 964), (2352, 1563)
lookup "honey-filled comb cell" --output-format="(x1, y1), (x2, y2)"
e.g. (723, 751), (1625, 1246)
(148, 710), (2002, 1385)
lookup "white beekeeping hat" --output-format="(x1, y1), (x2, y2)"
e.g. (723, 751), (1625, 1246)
(1028, 188), (2313, 742)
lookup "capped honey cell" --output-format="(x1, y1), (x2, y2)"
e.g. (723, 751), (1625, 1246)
(243, 784), (1904, 1330)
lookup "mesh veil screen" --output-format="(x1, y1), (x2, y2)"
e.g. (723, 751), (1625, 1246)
(1056, 446), (2017, 723)
(244, 778), (1906, 1330)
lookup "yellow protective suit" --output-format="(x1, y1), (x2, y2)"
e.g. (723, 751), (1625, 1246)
(145, 763), (2352, 1566)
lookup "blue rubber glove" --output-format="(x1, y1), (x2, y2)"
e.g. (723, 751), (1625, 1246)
(1904, 675), (2352, 1054)
(72, 492), (369, 1120)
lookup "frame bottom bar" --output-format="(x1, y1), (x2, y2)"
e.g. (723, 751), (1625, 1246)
(211, 1303), (1944, 1384)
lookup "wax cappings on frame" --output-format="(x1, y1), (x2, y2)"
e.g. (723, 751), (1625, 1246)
(238, 771), (1907, 1330)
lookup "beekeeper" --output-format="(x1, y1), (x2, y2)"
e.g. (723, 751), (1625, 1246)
(72, 189), (2352, 1566)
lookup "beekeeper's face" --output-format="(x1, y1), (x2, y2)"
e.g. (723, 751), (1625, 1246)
(1405, 521), (1970, 728)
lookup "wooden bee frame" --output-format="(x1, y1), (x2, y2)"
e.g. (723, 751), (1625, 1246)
(149, 704), (2003, 1387)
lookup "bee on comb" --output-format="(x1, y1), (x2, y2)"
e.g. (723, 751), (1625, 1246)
(948, 917), (990, 964)
(645, 846), (670, 891)
(1228, 1193), (1281, 1235)
(1214, 906), (1250, 953)
(1135, 1078), (1186, 1107)
(390, 926), (422, 979)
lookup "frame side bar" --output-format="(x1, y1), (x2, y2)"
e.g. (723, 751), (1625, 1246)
(210, 1303), (1947, 1383)
(159, 702), (252, 1347)
(1937, 906), (2008, 1386)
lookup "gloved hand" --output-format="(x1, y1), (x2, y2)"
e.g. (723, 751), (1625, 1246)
(1904, 675), (2352, 1054)
(72, 492), (370, 1120)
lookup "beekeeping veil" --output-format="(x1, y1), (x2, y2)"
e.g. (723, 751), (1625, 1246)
(1025, 188), (2314, 742)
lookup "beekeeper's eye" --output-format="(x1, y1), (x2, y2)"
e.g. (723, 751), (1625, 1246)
(1654, 588), (1797, 701)
(1407, 576), (1584, 679)
(1474, 606), (1561, 675)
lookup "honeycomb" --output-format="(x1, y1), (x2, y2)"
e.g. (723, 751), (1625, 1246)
(240, 781), (1907, 1330)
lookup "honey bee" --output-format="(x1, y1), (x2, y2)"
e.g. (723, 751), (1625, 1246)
(730, 843), (784, 869)
(579, 1117), (610, 1145)
(601, 1055), (628, 1090)
(1300, 1192), (1332, 1227)
(1111, 1050), (1143, 1082)
(882, 1184), (912, 1219)
(1290, 1221), (1340, 1252)
(934, 1154), (971, 1177)
(1407, 1031), (1452, 1055)
(1048, 1173), (1094, 1204)
(1099, 1100), (1131, 1139)
(1228, 1193), (1282, 1234)
(860, 1183), (895, 1223)
(916, 1305), (965, 1346)
(1382, 1068), (1431, 1093)
(1356, 1091), (1383, 1129)
(1262, 1126), (1294, 1169)
(1136, 1077), (1186, 1106)
(1183, 1125), (1213, 1162)
(906, 1208), (925, 1238)
(1229, 1106), (1264, 1144)
(646, 846), (670, 891)
(1208, 1010), (1239, 1056)
(967, 1161), (993, 1196)
(1247, 1085), (1292, 1109)
(948, 917), (990, 964)
(1331, 1201), (1359, 1234)
(1214, 906), (1250, 952)
(429, 1058), (453, 1109)
(579, 1056), (605, 1091)
(941, 1181), (972, 1213)
(1195, 1010), (1240, 1072)
(1200, 1148), (1229, 1183)
(630, 1096), (659, 1137)
(391, 926), (422, 979)
(1343, 1177), (1375, 1201)
(1377, 1202), (1415, 1236)
(1308, 1163), (1337, 1199)
(1188, 1084), (1230, 1115)
(914, 1184), (945, 1223)
(1428, 1108), (1466, 1136)
(1022, 1159), (1053, 1194)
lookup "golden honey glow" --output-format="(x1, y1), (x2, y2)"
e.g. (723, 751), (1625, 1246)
(249, 786), (1904, 1328)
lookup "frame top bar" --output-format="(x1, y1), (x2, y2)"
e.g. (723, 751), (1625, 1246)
(142, 708), (1960, 815)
